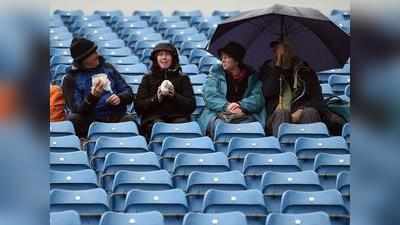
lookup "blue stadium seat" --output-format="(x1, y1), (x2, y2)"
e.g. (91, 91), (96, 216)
(50, 188), (109, 225)
(214, 121), (265, 153)
(179, 55), (189, 65)
(127, 33), (163, 49)
(114, 63), (149, 76)
(50, 121), (75, 137)
(212, 10), (241, 20)
(189, 73), (207, 86)
(88, 32), (119, 42)
(197, 21), (219, 34)
(342, 123), (351, 145)
(169, 30), (204, 44)
(149, 15), (181, 27)
(100, 152), (160, 192)
(172, 152), (230, 189)
(119, 21), (150, 38)
(149, 121), (202, 154)
(266, 212), (331, 225)
(50, 39), (73, 48)
(83, 27), (113, 37)
(134, 40), (166, 56)
(192, 85), (203, 96)
(226, 137), (282, 171)
(50, 55), (73, 68)
(50, 151), (90, 171)
(281, 190), (349, 225)
(86, 121), (139, 154)
(50, 32), (73, 41)
(71, 16), (102, 32)
(50, 47), (71, 57)
(339, 85), (350, 102)
(49, 19), (65, 28)
(180, 40), (208, 56)
(328, 75), (350, 94)
(181, 64), (200, 75)
(186, 171), (246, 212)
(122, 75), (143, 85)
(124, 189), (188, 225)
(314, 153), (351, 189)
(336, 171), (350, 210)
(106, 55), (140, 65)
(94, 10), (123, 22)
(52, 64), (70, 82)
(110, 170), (173, 211)
(198, 56), (221, 74)
(50, 210), (81, 225)
(99, 211), (164, 225)
(54, 10), (84, 24)
(190, 16), (222, 28)
(260, 171), (323, 213)
(99, 46), (132, 57)
(183, 212), (247, 225)
(50, 169), (97, 190)
(50, 26), (69, 35)
(202, 189), (267, 225)
(50, 135), (81, 152)
(172, 10), (203, 21)
(188, 49), (212, 64)
(160, 136), (215, 172)
(243, 152), (301, 189)
(193, 95), (206, 119)
(277, 122), (330, 152)
(133, 10), (163, 21)
(157, 21), (190, 36)
(91, 136), (148, 172)
(112, 15), (143, 30)
(76, 20), (107, 35)
(321, 83), (334, 98)
(294, 136), (349, 170)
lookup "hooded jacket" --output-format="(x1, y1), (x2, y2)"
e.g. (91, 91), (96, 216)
(134, 43), (196, 124)
(197, 63), (266, 134)
(62, 56), (133, 119)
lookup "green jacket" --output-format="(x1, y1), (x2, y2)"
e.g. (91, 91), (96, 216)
(197, 64), (266, 134)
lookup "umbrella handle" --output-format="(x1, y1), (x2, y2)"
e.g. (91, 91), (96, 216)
(278, 75), (283, 110)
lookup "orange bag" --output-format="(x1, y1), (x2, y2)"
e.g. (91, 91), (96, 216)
(50, 85), (65, 122)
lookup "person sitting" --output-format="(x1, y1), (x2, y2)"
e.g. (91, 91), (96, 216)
(134, 43), (196, 139)
(62, 38), (134, 138)
(258, 39), (344, 136)
(198, 41), (266, 136)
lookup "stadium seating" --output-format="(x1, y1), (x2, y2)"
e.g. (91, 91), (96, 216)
(336, 171), (350, 210)
(183, 212), (247, 225)
(50, 151), (90, 171)
(266, 212), (331, 225)
(50, 135), (81, 152)
(342, 123), (351, 145)
(50, 210), (81, 225)
(314, 153), (351, 189)
(50, 169), (98, 190)
(186, 171), (247, 212)
(328, 75), (350, 94)
(99, 211), (165, 225)
(106, 55), (140, 65)
(113, 63), (148, 75)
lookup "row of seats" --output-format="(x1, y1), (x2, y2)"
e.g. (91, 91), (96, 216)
(51, 210), (333, 225)
(50, 188), (349, 225)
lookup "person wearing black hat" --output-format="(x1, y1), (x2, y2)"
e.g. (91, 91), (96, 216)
(62, 38), (134, 138)
(134, 42), (196, 139)
(198, 41), (266, 136)
(258, 39), (345, 136)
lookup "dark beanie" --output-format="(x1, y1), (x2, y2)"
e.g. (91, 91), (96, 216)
(70, 38), (98, 62)
(218, 41), (246, 63)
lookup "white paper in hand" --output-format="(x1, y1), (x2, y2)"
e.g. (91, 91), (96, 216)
(92, 73), (113, 93)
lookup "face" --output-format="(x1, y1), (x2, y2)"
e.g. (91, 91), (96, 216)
(82, 51), (100, 69)
(221, 52), (239, 71)
(156, 50), (173, 69)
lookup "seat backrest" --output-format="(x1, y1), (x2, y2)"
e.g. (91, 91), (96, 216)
(133, 10), (163, 20)
(50, 210), (81, 225)
(280, 190), (349, 215)
(314, 153), (351, 175)
(294, 136), (349, 159)
(189, 74), (207, 86)
(266, 212), (331, 225)
(50, 169), (98, 190)
(161, 136), (215, 157)
(99, 211), (164, 225)
(243, 152), (301, 175)
(181, 64), (200, 75)
(173, 152), (230, 175)
(277, 122), (330, 144)
(88, 121), (139, 140)
(336, 171), (350, 195)
(50, 188), (109, 213)
(50, 151), (90, 171)
(99, 47), (132, 57)
(183, 212), (247, 225)
(106, 55), (140, 65)
(186, 171), (247, 193)
(172, 10), (203, 21)
(214, 122), (265, 143)
(211, 10), (240, 19)
(261, 171), (323, 194)
(93, 136), (148, 156)
(114, 63), (148, 75)
(103, 152), (160, 173)
(202, 189), (267, 215)
(125, 189), (188, 214)
(112, 170), (173, 192)
(50, 135), (81, 152)
(227, 137), (282, 157)
(150, 121), (202, 142)
(341, 123), (351, 140)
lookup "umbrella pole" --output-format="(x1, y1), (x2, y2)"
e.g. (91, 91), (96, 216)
(278, 75), (283, 110)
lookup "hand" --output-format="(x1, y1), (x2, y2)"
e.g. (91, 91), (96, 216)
(227, 102), (240, 112)
(291, 109), (304, 122)
(106, 94), (121, 106)
(91, 80), (105, 97)
(167, 88), (175, 97)
(157, 86), (164, 102)
(231, 107), (243, 114)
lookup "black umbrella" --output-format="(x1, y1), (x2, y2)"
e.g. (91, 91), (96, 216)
(207, 4), (350, 72)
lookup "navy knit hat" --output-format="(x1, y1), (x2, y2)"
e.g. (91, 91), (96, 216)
(218, 41), (246, 63)
(70, 38), (98, 62)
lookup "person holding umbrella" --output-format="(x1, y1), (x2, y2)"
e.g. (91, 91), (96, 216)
(198, 41), (266, 136)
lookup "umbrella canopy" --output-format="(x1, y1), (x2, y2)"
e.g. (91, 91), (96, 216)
(207, 4), (350, 72)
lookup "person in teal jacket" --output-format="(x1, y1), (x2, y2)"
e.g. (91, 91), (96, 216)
(197, 42), (266, 135)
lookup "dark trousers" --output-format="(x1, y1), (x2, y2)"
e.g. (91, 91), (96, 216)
(68, 113), (135, 138)
(140, 116), (191, 141)
(267, 107), (321, 136)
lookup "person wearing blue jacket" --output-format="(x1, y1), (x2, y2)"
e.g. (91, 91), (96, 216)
(62, 38), (134, 138)
(198, 42), (266, 136)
